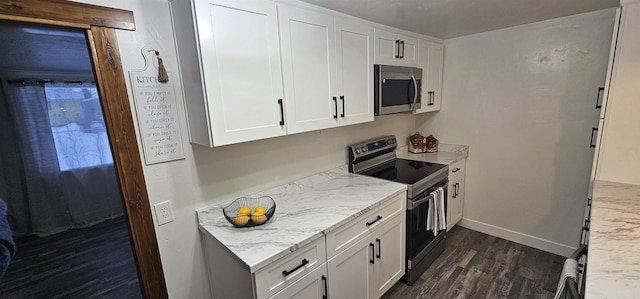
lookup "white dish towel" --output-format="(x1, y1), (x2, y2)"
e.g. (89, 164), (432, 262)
(553, 259), (579, 299)
(436, 187), (446, 231)
(426, 187), (447, 236)
(426, 193), (435, 232)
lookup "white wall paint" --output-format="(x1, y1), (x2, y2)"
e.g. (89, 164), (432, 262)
(417, 8), (616, 256)
(74, 2), (416, 298)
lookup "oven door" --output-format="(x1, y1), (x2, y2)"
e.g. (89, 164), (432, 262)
(406, 178), (448, 261)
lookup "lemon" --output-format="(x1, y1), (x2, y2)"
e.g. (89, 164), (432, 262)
(251, 214), (267, 225)
(254, 206), (266, 215)
(237, 206), (251, 216)
(233, 215), (250, 226)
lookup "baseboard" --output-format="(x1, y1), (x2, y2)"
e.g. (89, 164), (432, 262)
(458, 218), (575, 257)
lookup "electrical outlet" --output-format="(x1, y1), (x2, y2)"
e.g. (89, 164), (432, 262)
(154, 200), (175, 226)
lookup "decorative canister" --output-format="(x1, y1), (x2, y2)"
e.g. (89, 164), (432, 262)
(425, 134), (439, 153)
(408, 133), (427, 153)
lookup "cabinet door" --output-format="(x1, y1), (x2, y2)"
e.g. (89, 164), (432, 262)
(194, 0), (286, 146)
(447, 174), (464, 231)
(452, 175), (465, 226)
(335, 18), (374, 126)
(327, 236), (373, 299)
(414, 40), (443, 113)
(270, 264), (328, 299)
(373, 28), (400, 65)
(595, 3), (640, 185)
(279, 5), (338, 134)
(396, 35), (419, 67)
(372, 214), (405, 298)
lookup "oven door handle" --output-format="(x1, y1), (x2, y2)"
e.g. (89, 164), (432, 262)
(407, 193), (434, 210)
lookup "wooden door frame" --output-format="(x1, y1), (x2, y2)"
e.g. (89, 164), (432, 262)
(0, 1), (168, 298)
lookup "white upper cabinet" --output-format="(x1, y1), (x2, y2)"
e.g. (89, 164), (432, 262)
(186, 0), (286, 146)
(595, 3), (640, 185)
(414, 40), (444, 113)
(172, 0), (438, 147)
(373, 28), (419, 67)
(335, 18), (374, 126)
(279, 5), (338, 134)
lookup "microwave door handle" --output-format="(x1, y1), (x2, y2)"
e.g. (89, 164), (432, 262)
(409, 74), (418, 111)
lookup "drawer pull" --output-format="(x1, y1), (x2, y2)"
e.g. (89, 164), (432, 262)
(282, 258), (309, 277)
(452, 168), (461, 173)
(366, 215), (383, 226)
(369, 243), (375, 264)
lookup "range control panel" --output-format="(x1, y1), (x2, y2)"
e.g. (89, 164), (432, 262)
(348, 135), (398, 160)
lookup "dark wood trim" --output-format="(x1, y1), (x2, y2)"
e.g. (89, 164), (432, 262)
(88, 26), (167, 299)
(0, 0), (135, 30)
(0, 2), (167, 298)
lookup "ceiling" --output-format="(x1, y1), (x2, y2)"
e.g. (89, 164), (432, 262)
(0, 1), (620, 74)
(298, 0), (620, 39)
(0, 20), (92, 74)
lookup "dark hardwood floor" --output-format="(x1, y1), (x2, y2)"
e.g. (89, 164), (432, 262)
(383, 226), (565, 299)
(0, 217), (141, 299)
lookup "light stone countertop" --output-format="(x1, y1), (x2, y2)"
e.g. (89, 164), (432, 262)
(197, 165), (407, 273)
(396, 143), (469, 165)
(586, 180), (640, 299)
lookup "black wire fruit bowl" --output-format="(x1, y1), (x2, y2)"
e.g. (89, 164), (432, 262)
(223, 196), (276, 227)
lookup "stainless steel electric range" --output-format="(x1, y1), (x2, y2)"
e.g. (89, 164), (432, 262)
(348, 135), (448, 286)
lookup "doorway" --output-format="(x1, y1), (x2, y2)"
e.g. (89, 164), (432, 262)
(0, 20), (141, 297)
(0, 1), (167, 298)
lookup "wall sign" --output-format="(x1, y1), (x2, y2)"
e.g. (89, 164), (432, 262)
(129, 48), (185, 165)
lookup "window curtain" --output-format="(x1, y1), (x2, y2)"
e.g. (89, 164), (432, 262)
(0, 79), (123, 238)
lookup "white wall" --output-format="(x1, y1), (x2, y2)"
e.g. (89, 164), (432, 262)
(78, 2), (416, 298)
(417, 9), (616, 256)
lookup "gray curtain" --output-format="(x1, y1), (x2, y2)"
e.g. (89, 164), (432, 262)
(0, 79), (123, 237)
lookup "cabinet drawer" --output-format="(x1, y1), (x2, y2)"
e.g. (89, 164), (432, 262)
(325, 192), (405, 259)
(449, 158), (466, 177)
(255, 236), (326, 299)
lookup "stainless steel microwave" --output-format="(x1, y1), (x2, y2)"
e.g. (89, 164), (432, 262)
(374, 64), (422, 115)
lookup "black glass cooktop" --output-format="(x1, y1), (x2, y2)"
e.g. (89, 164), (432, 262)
(360, 158), (447, 185)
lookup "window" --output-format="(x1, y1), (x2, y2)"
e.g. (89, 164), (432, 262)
(45, 82), (113, 171)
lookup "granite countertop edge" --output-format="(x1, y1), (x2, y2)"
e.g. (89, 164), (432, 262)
(585, 180), (640, 299)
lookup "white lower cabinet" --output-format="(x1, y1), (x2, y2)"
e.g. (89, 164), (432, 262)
(203, 193), (406, 299)
(327, 235), (372, 299)
(270, 264), (328, 299)
(327, 212), (405, 299)
(447, 158), (466, 231)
